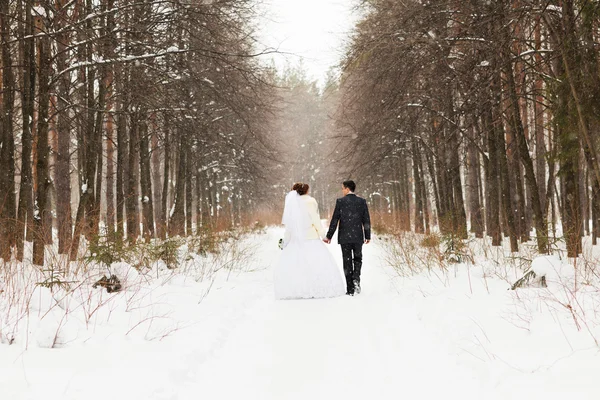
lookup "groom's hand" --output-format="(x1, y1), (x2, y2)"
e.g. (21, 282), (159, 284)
(323, 238), (331, 244)
(365, 239), (371, 244)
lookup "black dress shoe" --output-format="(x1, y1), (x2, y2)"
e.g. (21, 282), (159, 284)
(353, 280), (361, 295)
(346, 291), (354, 296)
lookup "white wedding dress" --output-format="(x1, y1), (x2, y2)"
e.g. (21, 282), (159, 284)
(274, 191), (346, 300)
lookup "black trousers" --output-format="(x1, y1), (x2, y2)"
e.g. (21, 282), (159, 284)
(341, 243), (363, 293)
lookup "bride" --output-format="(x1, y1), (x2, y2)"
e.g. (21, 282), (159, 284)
(274, 183), (346, 300)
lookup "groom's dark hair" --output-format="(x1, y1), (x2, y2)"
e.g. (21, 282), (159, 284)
(343, 180), (356, 192)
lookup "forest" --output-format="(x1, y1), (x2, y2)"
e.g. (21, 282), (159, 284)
(0, 0), (278, 267)
(2, 1), (600, 397)
(1, 0), (600, 263)
(335, 0), (600, 259)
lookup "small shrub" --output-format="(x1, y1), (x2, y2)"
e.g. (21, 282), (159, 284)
(442, 233), (471, 264)
(420, 233), (441, 249)
(372, 221), (394, 236)
(151, 237), (183, 269)
(86, 231), (128, 268)
(36, 268), (73, 291)
(194, 227), (220, 255)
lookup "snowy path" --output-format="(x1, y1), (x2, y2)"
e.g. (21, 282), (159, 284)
(3, 229), (491, 399)
(174, 229), (484, 400)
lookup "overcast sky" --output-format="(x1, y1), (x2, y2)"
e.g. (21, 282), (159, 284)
(256, 0), (360, 85)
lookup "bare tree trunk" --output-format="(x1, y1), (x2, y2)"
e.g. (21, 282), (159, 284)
(558, 117), (581, 257)
(221, 186), (232, 230)
(412, 139), (425, 234)
(17, 0), (36, 260)
(170, 131), (186, 237)
(534, 19), (547, 215)
(32, 10), (52, 266)
(139, 120), (155, 240)
(81, 64), (98, 243)
(400, 154), (412, 231)
(55, 0), (73, 255)
(435, 130), (450, 234)
(151, 115), (163, 238)
(390, 166), (401, 230)
(232, 190), (241, 228)
(200, 170), (211, 230)
(448, 126), (467, 238)
(494, 83), (519, 252)
(514, 152), (528, 242)
(91, 64), (107, 239)
(423, 144), (440, 230)
(104, 0), (116, 238)
(115, 75), (127, 239)
(580, 153), (588, 237)
(485, 107), (501, 246)
(160, 118), (170, 238)
(126, 115), (139, 242)
(592, 173), (600, 245)
(106, 105), (115, 236)
(185, 143), (193, 235)
(196, 167), (202, 233)
(420, 154), (431, 235)
(209, 172), (218, 230)
(467, 129), (484, 238)
(0, 0), (16, 259)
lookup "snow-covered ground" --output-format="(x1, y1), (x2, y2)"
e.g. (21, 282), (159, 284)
(2, 228), (600, 399)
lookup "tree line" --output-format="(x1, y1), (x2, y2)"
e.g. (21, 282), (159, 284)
(335, 0), (600, 257)
(0, 0), (276, 267)
(267, 66), (342, 216)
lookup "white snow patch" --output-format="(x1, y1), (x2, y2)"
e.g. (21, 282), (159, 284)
(547, 4), (562, 13)
(31, 6), (46, 17)
(109, 261), (141, 288)
(530, 255), (574, 286)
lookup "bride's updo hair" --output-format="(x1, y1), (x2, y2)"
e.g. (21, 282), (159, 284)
(292, 182), (309, 195)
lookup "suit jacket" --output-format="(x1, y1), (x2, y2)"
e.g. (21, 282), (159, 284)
(283, 195), (326, 244)
(326, 194), (371, 244)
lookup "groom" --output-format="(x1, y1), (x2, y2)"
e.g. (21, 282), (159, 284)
(324, 180), (371, 296)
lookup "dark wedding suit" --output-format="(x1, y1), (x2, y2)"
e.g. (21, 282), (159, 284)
(326, 194), (371, 294)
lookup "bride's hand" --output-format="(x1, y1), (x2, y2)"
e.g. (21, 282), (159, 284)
(323, 238), (331, 244)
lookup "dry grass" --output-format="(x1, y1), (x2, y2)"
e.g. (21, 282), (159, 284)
(379, 225), (600, 347)
(0, 220), (264, 348)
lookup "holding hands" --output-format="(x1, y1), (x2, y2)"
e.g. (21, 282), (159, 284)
(323, 238), (370, 244)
